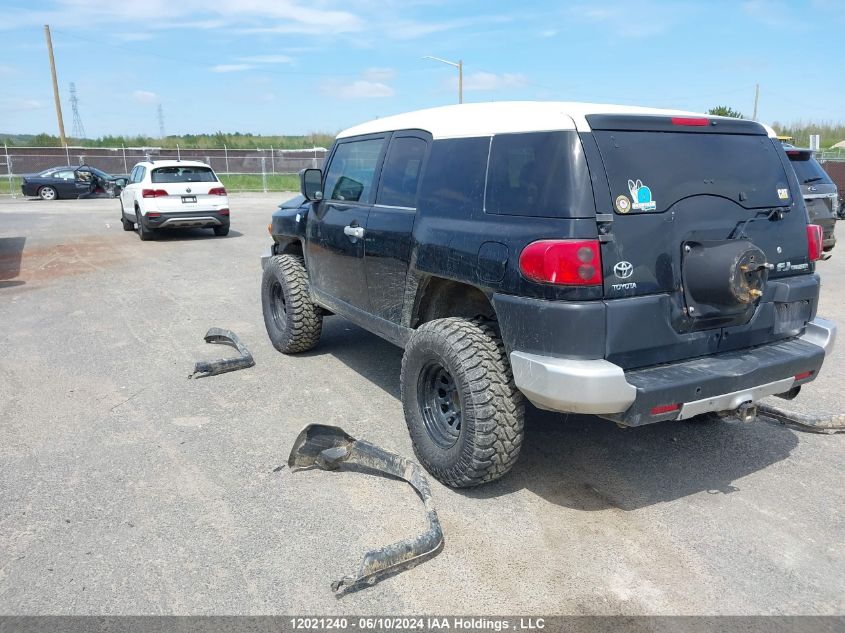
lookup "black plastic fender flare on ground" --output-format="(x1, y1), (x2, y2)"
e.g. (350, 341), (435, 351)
(287, 424), (444, 596)
(758, 403), (845, 434)
(189, 327), (255, 378)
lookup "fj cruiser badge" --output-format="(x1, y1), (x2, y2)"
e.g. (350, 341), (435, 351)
(628, 179), (657, 211)
(615, 195), (631, 214)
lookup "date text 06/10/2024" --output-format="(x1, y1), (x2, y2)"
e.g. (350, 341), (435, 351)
(289, 617), (546, 630)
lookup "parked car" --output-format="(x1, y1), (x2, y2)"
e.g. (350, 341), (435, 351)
(784, 146), (838, 253)
(20, 165), (125, 200)
(260, 102), (835, 488)
(118, 160), (230, 241)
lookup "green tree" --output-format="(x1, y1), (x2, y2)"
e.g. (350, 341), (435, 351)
(707, 106), (745, 118)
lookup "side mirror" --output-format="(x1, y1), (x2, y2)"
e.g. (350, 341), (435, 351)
(114, 178), (128, 188)
(300, 168), (323, 201)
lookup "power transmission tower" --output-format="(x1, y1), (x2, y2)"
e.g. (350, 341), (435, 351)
(69, 82), (86, 139)
(157, 104), (166, 138)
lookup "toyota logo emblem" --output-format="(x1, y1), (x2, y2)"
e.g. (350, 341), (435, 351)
(613, 261), (633, 279)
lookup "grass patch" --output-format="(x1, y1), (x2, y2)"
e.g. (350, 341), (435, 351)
(220, 173), (299, 192)
(1, 176), (21, 196)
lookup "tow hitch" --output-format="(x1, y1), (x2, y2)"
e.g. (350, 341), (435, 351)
(287, 424), (444, 595)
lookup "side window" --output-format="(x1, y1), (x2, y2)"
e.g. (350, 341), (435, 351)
(136, 167), (146, 183)
(129, 167), (140, 183)
(485, 131), (593, 218)
(54, 171), (74, 180)
(323, 138), (385, 203)
(418, 137), (490, 218)
(377, 136), (428, 208)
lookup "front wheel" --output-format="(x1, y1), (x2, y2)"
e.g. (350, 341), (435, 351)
(120, 201), (134, 231)
(39, 186), (57, 201)
(261, 254), (322, 353)
(400, 317), (525, 488)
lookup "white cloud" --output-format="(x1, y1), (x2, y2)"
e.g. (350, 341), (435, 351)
(238, 54), (294, 64)
(363, 67), (396, 82)
(567, 1), (688, 38)
(0, 98), (42, 111)
(388, 14), (510, 39)
(462, 72), (527, 92)
(132, 90), (158, 103)
(211, 64), (253, 73)
(540, 29), (558, 38)
(0, 0), (364, 34)
(331, 80), (395, 99)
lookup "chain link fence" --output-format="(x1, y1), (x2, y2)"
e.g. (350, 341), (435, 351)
(1, 145), (328, 197)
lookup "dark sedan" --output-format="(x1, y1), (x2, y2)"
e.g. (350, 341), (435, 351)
(20, 165), (127, 200)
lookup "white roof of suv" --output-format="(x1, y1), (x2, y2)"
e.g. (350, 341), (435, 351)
(337, 101), (776, 140)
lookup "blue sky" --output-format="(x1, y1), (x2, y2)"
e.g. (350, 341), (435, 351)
(0, 0), (842, 138)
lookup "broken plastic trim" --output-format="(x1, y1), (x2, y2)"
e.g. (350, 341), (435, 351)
(758, 403), (845, 434)
(189, 327), (255, 378)
(287, 424), (444, 595)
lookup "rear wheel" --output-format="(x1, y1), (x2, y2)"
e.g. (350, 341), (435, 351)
(213, 225), (229, 237)
(261, 254), (322, 353)
(39, 186), (57, 201)
(400, 317), (525, 488)
(137, 211), (154, 241)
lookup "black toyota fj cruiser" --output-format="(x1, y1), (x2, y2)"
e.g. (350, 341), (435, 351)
(261, 102), (836, 488)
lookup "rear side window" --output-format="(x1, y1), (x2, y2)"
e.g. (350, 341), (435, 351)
(151, 166), (217, 183)
(485, 131), (594, 218)
(594, 131), (791, 213)
(789, 155), (833, 185)
(324, 138), (385, 203)
(377, 136), (427, 208)
(418, 137), (489, 217)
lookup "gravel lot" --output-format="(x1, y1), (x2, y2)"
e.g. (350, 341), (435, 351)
(0, 194), (843, 615)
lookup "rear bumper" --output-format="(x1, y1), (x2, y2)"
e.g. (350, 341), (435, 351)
(144, 210), (230, 229)
(510, 317), (836, 426)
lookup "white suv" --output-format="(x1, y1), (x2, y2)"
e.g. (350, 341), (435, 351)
(119, 160), (230, 240)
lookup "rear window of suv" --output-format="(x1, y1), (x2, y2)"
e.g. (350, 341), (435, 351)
(594, 131), (791, 213)
(788, 154), (833, 185)
(152, 166), (217, 183)
(485, 131), (594, 218)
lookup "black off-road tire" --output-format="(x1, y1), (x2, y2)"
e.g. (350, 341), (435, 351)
(261, 254), (322, 353)
(213, 225), (230, 237)
(400, 317), (525, 488)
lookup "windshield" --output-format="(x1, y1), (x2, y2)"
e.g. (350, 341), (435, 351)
(788, 154), (833, 185)
(594, 131), (792, 213)
(151, 166), (217, 183)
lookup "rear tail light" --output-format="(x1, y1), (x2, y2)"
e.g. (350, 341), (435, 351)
(807, 224), (823, 262)
(147, 212), (161, 218)
(671, 117), (709, 126)
(208, 187), (227, 196)
(142, 189), (168, 198)
(519, 239), (602, 286)
(794, 371), (813, 381)
(219, 208), (230, 216)
(651, 403), (680, 415)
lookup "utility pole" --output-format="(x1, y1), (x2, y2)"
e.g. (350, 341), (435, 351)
(752, 83), (759, 121)
(44, 25), (67, 146)
(423, 55), (463, 104)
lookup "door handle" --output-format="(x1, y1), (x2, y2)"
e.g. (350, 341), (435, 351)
(344, 225), (365, 239)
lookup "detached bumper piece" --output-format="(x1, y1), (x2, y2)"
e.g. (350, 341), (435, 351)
(189, 328), (255, 378)
(758, 403), (845, 434)
(287, 424), (444, 595)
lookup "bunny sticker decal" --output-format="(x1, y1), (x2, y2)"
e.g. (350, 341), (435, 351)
(627, 179), (657, 212)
